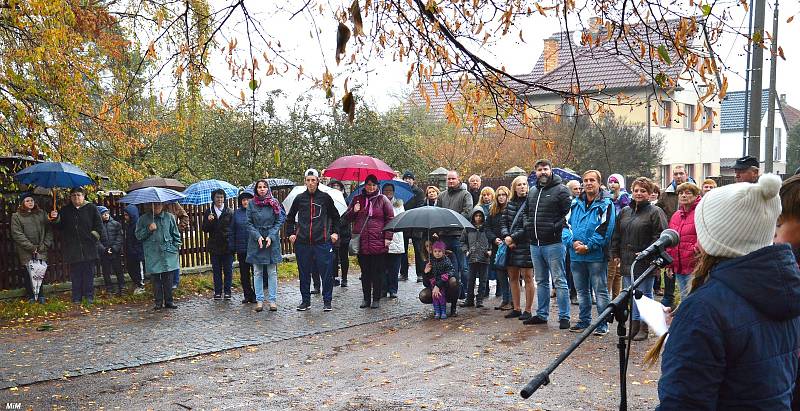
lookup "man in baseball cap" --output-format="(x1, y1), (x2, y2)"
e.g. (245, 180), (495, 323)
(733, 155), (759, 183)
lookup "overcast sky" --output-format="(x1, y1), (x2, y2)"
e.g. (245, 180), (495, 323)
(201, 1), (800, 113)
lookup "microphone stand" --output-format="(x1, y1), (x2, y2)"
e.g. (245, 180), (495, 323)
(520, 248), (673, 411)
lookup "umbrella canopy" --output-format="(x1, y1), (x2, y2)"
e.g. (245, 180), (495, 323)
(118, 187), (186, 205)
(383, 206), (475, 233)
(179, 179), (239, 205)
(553, 168), (581, 182)
(14, 162), (94, 188)
(323, 155), (395, 182)
(128, 176), (186, 192)
(347, 179), (413, 203)
(243, 178), (297, 195)
(282, 184), (348, 216)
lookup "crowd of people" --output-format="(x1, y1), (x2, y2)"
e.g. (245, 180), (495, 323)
(9, 154), (800, 407)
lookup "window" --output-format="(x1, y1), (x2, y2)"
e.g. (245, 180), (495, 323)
(701, 107), (714, 133)
(658, 101), (672, 128)
(661, 165), (671, 188)
(775, 128), (782, 161)
(703, 163), (711, 179)
(684, 104), (695, 131)
(686, 164), (695, 181)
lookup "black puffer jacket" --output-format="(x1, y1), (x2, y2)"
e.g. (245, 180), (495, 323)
(524, 174), (572, 246)
(53, 202), (103, 264)
(500, 196), (532, 268)
(202, 205), (234, 255)
(611, 200), (668, 278)
(97, 217), (124, 255)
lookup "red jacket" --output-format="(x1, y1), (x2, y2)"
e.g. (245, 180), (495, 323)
(667, 196), (700, 275)
(344, 192), (394, 255)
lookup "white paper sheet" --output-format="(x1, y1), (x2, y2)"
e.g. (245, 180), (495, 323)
(634, 295), (669, 337)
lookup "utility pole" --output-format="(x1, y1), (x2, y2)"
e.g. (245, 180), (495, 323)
(742, 0), (755, 156)
(765, 0), (779, 173)
(747, 0), (767, 161)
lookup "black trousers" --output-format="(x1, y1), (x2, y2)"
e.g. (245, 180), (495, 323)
(332, 243), (350, 281)
(152, 271), (174, 306)
(358, 254), (386, 303)
(126, 256), (143, 287)
(100, 254), (125, 293)
(237, 252), (255, 302)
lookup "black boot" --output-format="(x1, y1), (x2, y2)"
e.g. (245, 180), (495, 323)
(360, 300), (370, 308)
(449, 302), (458, 317)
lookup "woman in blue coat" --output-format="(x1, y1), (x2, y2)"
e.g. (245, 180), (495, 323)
(649, 175), (800, 410)
(246, 180), (286, 312)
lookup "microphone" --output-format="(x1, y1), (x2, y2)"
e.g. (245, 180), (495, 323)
(634, 229), (679, 261)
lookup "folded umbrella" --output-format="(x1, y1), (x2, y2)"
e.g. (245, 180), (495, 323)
(118, 187), (186, 205)
(179, 179), (239, 205)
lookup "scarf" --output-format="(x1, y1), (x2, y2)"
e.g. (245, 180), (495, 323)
(253, 189), (281, 216)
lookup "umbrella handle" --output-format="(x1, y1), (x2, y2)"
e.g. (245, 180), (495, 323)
(48, 191), (57, 221)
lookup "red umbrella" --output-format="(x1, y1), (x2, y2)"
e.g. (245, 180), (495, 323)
(323, 155), (396, 182)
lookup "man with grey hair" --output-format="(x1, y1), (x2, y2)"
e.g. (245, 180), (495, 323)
(566, 180), (581, 199)
(438, 170), (473, 303)
(468, 174), (482, 206)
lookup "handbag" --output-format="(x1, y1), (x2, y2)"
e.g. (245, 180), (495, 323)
(494, 201), (527, 269)
(348, 198), (373, 256)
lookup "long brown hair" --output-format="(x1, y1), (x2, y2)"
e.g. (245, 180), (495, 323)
(643, 248), (728, 366)
(490, 186), (510, 216)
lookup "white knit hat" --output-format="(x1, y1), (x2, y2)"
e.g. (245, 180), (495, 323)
(694, 174), (782, 258)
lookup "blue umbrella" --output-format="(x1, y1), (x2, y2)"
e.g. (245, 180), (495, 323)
(347, 180), (413, 203)
(243, 178), (296, 195)
(118, 187), (186, 205)
(179, 179), (239, 205)
(553, 167), (581, 182)
(14, 162), (94, 188)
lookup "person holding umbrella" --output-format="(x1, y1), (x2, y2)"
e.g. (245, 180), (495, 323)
(136, 202), (182, 310)
(342, 174), (394, 309)
(50, 187), (104, 305)
(11, 193), (53, 303)
(286, 169), (341, 312)
(246, 180), (286, 312)
(203, 189), (235, 301)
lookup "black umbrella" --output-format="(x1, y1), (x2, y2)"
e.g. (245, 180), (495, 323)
(383, 206), (475, 232)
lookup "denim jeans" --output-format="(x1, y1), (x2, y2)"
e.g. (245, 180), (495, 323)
(495, 266), (511, 304)
(571, 260), (610, 331)
(675, 273), (694, 302)
(385, 253), (402, 295)
(442, 236), (467, 299)
(296, 242), (334, 304)
(623, 273), (655, 320)
(530, 243), (571, 320)
(210, 253), (233, 296)
(253, 263), (278, 303)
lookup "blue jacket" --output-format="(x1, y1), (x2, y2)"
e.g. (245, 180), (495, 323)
(245, 202), (286, 265)
(567, 194), (615, 262)
(657, 244), (800, 410)
(123, 205), (144, 261)
(230, 208), (250, 254)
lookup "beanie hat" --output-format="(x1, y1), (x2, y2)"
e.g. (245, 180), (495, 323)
(694, 174), (782, 258)
(97, 206), (110, 215)
(432, 241), (447, 251)
(402, 170), (415, 180)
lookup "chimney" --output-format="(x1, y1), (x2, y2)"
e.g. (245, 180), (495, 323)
(543, 38), (559, 74)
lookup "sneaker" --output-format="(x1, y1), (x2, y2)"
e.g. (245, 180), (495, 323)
(523, 316), (548, 325)
(269, 303), (278, 311)
(153, 305), (162, 310)
(518, 311), (533, 321)
(134, 287), (146, 295)
(310, 288), (321, 295)
(389, 293), (397, 299)
(360, 300), (370, 309)
(296, 302), (310, 311)
(341, 280), (348, 287)
(459, 300), (474, 308)
(593, 328), (609, 336)
(559, 319), (571, 329)
(504, 310), (521, 319)
(213, 294), (222, 301)
(224, 294), (232, 300)
(333, 278), (341, 286)
(570, 324), (588, 333)
(165, 304), (178, 309)
(323, 302), (333, 311)
(475, 301), (484, 308)
(255, 302), (264, 312)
